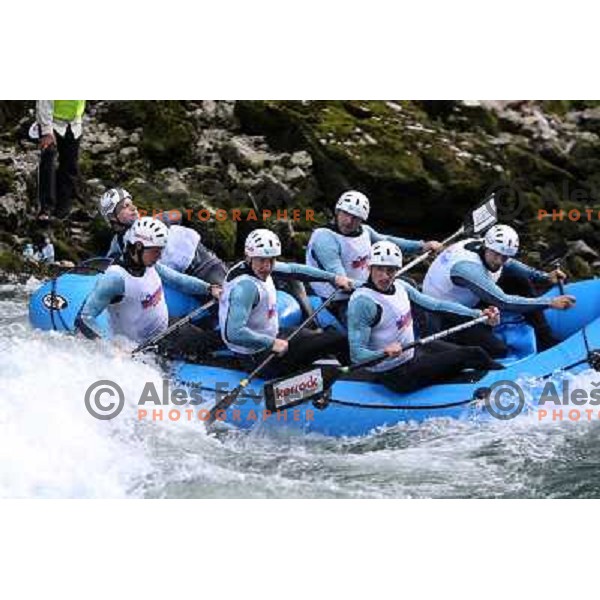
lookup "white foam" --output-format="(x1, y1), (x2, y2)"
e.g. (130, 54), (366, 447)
(0, 327), (218, 498)
(3, 308), (600, 498)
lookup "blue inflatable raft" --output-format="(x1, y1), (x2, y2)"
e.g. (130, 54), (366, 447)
(28, 260), (600, 437)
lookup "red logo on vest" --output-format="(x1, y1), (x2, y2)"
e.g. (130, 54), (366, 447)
(396, 313), (412, 330)
(141, 286), (163, 309)
(267, 305), (277, 319)
(351, 254), (369, 270)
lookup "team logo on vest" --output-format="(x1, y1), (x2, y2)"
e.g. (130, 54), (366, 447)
(141, 286), (163, 309)
(351, 254), (369, 270)
(267, 305), (277, 319)
(396, 313), (412, 330)
(440, 251), (453, 264)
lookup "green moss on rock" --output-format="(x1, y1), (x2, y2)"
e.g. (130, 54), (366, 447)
(0, 165), (16, 195)
(52, 238), (81, 263)
(0, 250), (24, 272)
(100, 101), (195, 169)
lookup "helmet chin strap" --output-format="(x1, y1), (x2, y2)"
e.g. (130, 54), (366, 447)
(110, 217), (129, 234)
(123, 242), (146, 276)
(479, 246), (495, 271)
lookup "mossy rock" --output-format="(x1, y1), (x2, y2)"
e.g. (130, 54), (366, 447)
(568, 254), (594, 278)
(0, 250), (25, 272)
(416, 101), (499, 135)
(88, 217), (115, 256)
(235, 101), (499, 234)
(0, 165), (16, 195)
(540, 100), (600, 117)
(287, 230), (311, 261)
(0, 101), (31, 132)
(99, 101), (195, 169)
(53, 238), (82, 263)
(194, 216), (237, 261)
(504, 145), (576, 188)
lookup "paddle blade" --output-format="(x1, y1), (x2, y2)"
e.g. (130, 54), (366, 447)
(468, 194), (497, 235)
(264, 365), (339, 412)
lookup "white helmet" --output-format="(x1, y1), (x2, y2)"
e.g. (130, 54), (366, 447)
(99, 188), (132, 223)
(245, 229), (281, 258)
(369, 241), (403, 268)
(335, 190), (370, 221)
(125, 217), (169, 248)
(484, 224), (519, 257)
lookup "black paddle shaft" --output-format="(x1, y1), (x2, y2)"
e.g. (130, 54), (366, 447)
(341, 314), (491, 373)
(132, 298), (217, 356)
(206, 289), (341, 424)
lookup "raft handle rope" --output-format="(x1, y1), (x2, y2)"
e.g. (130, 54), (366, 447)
(580, 325), (600, 372)
(48, 258), (113, 332)
(326, 395), (479, 411)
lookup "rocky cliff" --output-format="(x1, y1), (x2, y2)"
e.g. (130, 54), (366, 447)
(1, 100), (599, 280)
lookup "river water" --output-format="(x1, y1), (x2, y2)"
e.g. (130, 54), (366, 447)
(2, 279), (599, 499)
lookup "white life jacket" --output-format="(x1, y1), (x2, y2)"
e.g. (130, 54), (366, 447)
(159, 225), (200, 272)
(351, 283), (415, 372)
(219, 264), (279, 355)
(105, 264), (168, 344)
(423, 239), (502, 307)
(306, 226), (371, 299)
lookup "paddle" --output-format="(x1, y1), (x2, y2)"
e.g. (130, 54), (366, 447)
(343, 313), (490, 372)
(131, 298), (217, 356)
(396, 193), (498, 277)
(263, 313), (491, 412)
(548, 258), (566, 294)
(205, 289), (340, 426)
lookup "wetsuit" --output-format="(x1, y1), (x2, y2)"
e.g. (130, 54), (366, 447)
(306, 223), (424, 323)
(348, 278), (502, 394)
(219, 261), (350, 377)
(106, 212), (226, 285)
(423, 239), (556, 355)
(78, 259), (213, 347)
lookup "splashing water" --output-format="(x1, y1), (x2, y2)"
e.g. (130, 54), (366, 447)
(2, 282), (600, 498)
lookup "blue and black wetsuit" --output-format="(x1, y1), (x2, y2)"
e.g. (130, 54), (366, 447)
(424, 240), (557, 355)
(347, 278), (502, 393)
(219, 261), (350, 376)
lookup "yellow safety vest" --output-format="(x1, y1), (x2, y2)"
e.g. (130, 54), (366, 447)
(53, 101), (86, 121)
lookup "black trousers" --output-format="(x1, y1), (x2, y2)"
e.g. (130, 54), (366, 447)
(157, 325), (348, 379)
(39, 126), (81, 217)
(436, 269), (557, 357)
(377, 340), (503, 394)
(156, 324), (224, 363)
(497, 269), (557, 350)
(436, 312), (508, 358)
(185, 243), (227, 285)
(325, 299), (348, 326)
(237, 328), (349, 378)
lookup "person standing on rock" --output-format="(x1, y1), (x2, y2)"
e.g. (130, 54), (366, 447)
(36, 100), (85, 221)
(306, 190), (443, 323)
(422, 224), (575, 355)
(98, 187), (227, 285)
